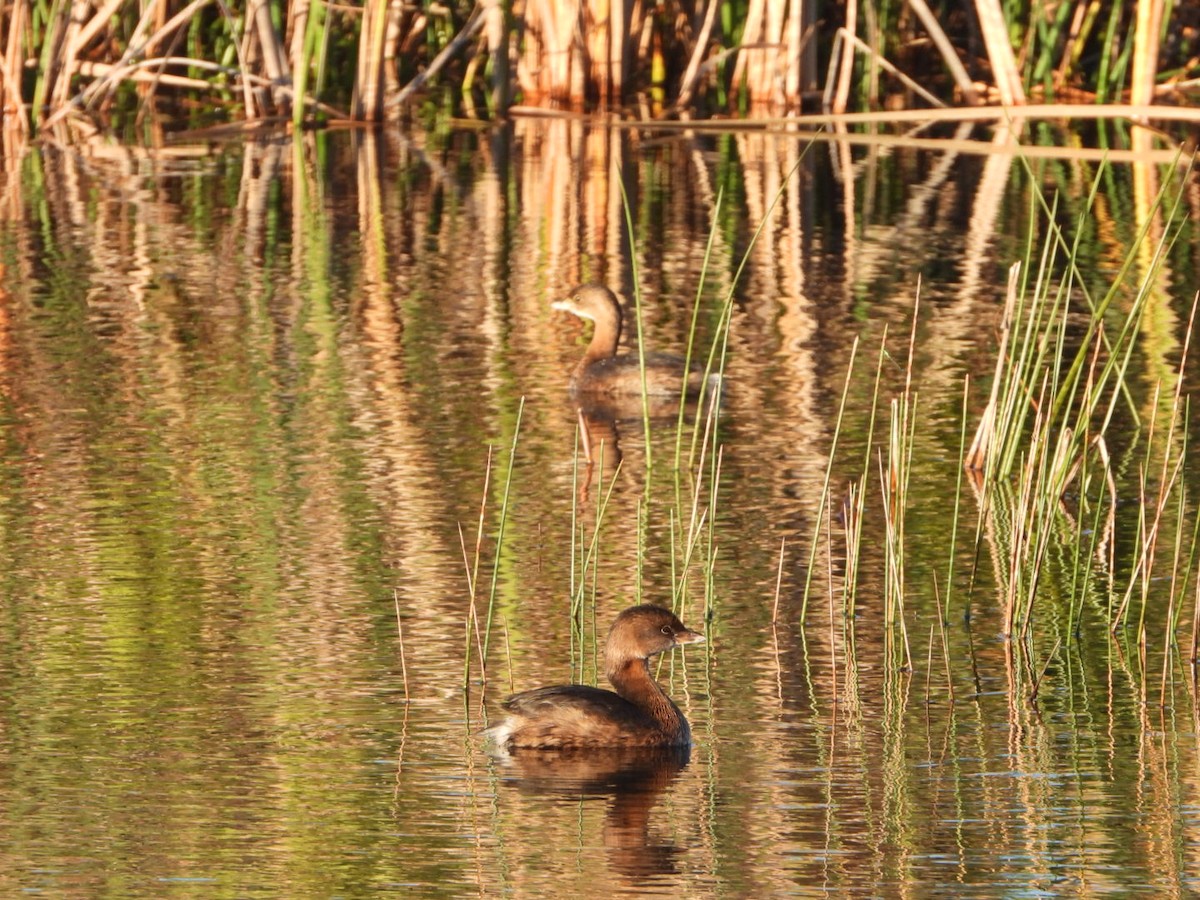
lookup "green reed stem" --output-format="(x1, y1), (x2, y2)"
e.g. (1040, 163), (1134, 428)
(801, 335), (859, 624)
(943, 374), (970, 623)
(674, 187), (725, 473)
(569, 456), (622, 633)
(481, 396), (524, 671)
(615, 176), (654, 482)
(569, 423), (581, 667)
(686, 145), (814, 476)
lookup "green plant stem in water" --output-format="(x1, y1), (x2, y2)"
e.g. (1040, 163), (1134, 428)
(481, 396), (524, 674)
(801, 335), (860, 624)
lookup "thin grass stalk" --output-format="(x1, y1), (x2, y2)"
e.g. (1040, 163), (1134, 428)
(830, 0), (857, 113)
(569, 424), (581, 666)
(772, 537), (786, 623)
(480, 396), (524, 674)
(393, 590), (410, 704)
(1161, 480), (1192, 705)
(800, 335), (860, 624)
(698, 442), (724, 624)
(1009, 374), (1060, 637)
(1192, 529), (1200, 663)
(934, 577), (955, 703)
(575, 439), (612, 645)
(458, 522), (487, 680)
(568, 454), (623, 675)
(992, 228), (1063, 479)
(686, 149), (812, 475)
(842, 330), (888, 618)
(673, 186), (724, 471)
(879, 405), (914, 670)
(999, 161), (1138, 445)
(944, 375), (971, 621)
(964, 262), (1018, 473)
(461, 446), (493, 689)
(502, 616), (514, 694)
(924, 624), (936, 705)
(1067, 437), (1111, 637)
(1063, 341), (1107, 635)
(826, 506), (837, 709)
(841, 478), (865, 637)
(1114, 410), (1187, 635)
(669, 508), (678, 608)
(881, 295), (920, 668)
(1108, 278), (1196, 631)
(1043, 157), (1190, 434)
(612, 176), (655, 479)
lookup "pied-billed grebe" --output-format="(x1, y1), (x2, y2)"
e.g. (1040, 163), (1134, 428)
(552, 284), (720, 399)
(486, 604), (705, 750)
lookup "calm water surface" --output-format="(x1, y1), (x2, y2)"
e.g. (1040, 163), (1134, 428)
(0, 121), (1198, 896)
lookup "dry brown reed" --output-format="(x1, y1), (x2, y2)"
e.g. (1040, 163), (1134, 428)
(2, 0), (1192, 134)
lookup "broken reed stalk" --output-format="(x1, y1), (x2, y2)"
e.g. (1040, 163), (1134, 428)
(772, 536), (786, 623)
(460, 446), (494, 688)
(924, 624), (936, 705)
(502, 615), (514, 695)
(393, 589), (410, 703)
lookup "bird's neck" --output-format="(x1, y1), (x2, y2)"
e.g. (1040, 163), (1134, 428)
(583, 313), (622, 361)
(607, 657), (681, 729)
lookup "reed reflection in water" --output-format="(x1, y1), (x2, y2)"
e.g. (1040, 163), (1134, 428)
(0, 118), (1197, 896)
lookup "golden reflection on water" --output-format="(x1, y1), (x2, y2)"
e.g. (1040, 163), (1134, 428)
(0, 121), (1198, 895)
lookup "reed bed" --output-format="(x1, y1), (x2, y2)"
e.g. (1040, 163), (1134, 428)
(1, 0), (1196, 135)
(802, 154), (1200, 718)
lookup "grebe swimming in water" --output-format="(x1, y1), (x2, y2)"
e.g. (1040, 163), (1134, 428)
(487, 604), (705, 750)
(552, 285), (720, 400)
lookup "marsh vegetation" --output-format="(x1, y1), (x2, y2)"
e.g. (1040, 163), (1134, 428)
(2, 0), (1199, 134)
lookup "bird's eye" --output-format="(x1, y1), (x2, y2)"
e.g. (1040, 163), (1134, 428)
(661, 625), (673, 635)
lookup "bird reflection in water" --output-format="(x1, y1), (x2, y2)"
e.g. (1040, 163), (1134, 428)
(493, 745), (692, 879)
